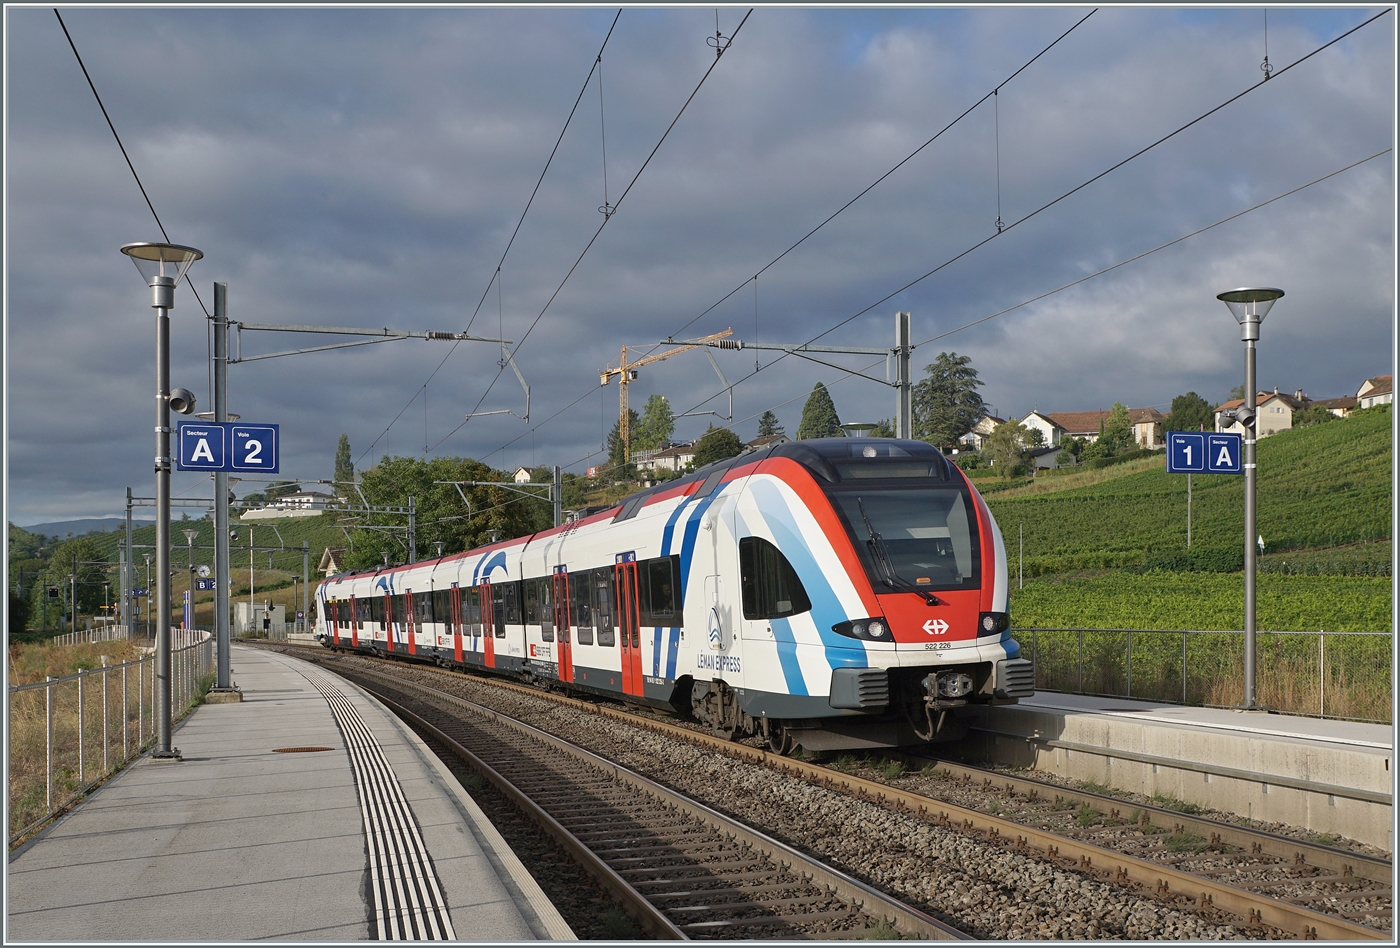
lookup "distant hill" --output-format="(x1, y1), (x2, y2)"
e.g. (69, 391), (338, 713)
(18, 518), (154, 539)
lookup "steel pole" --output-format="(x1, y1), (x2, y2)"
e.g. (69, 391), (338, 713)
(124, 488), (134, 635)
(895, 311), (912, 439)
(213, 283), (232, 689)
(152, 278), (177, 757)
(553, 465), (562, 527)
(1242, 327), (1258, 710)
(407, 496), (416, 564)
(302, 542), (309, 632)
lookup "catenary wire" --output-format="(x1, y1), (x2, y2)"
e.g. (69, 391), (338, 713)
(357, 10), (624, 466)
(470, 10), (1385, 471)
(54, 9), (211, 320)
(427, 8), (754, 454)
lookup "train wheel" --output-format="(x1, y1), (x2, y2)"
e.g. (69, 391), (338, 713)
(767, 721), (794, 756)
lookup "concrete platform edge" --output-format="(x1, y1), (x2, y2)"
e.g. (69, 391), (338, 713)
(314, 658), (576, 941)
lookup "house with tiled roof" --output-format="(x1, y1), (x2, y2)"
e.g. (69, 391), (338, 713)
(1022, 407), (1165, 449)
(1357, 374), (1392, 409)
(958, 415), (1005, 452)
(1215, 388), (1309, 438)
(1312, 395), (1357, 418)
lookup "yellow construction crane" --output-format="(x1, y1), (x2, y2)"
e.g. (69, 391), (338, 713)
(601, 328), (733, 465)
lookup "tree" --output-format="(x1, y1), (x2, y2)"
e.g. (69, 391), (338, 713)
(1165, 392), (1213, 432)
(343, 455), (542, 570)
(334, 434), (354, 488)
(912, 352), (986, 451)
(797, 383), (842, 439)
(1228, 383), (1246, 401)
(31, 536), (108, 627)
(757, 410), (784, 437)
(984, 418), (1030, 476)
(870, 418), (896, 438)
(605, 408), (642, 471)
(1293, 404), (1337, 428)
(635, 395), (675, 452)
(691, 425), (743, 468)
(1098, 402), (1134, 454)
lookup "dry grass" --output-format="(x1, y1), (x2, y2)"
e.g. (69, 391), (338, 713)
(991, 455), (1162, 499)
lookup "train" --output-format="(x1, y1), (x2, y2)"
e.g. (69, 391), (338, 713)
(315, 437), (1033, 753)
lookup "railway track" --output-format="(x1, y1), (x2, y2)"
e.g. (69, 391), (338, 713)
(269, 644), (1390, 939)
(318, 655), (969, 940)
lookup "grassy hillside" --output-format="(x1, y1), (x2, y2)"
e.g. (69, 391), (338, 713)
(987, 406), (1391, 577)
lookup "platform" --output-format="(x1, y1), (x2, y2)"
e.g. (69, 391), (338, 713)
(6, 646), (574, 942)
(968, 691), (1394, 851)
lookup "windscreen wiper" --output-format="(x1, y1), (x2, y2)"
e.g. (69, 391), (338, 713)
(856, 497), (940, 606)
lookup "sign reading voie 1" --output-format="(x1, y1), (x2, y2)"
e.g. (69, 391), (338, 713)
(176, 422), (279, 473)
(1166, 431), (1242, 474)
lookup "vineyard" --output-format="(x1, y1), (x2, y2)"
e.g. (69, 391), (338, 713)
(988, 406), (1392, 576)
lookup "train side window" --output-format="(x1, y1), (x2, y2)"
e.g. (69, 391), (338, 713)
(432, 589), (451, 628)
(369, 596), (385, 626)
(571, 573), (593, 645)
(538, 578), (553, 640)
(523, 579), (540, 625)
(639, 555), (681, 626)
(416, 591), (434, 625)
(356, 599), (369, 629)
(739, 536), (812, 620)
(490, 585), (507, 637)
(466, 587), (481, 634)
(503, 581), (521, 626)
(593, 568), (616, 647)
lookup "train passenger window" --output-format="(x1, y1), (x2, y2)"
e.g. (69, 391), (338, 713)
(369, 596), (385, 625)
(356, 599), (369, 629)
(739, 537), (812, 620)
(523, 578), (544, 625)
(593, 569), (616, 647)
(503, 582), (521, 625)
(490, 585), (507, 637)
(570, 574), (593, 645)
(415, 592), (433, 625)
(466, 587), (481, 634)
(432, 589), (452, 628)
(538, 579), (553, 640)
(639, 555), (681, 626)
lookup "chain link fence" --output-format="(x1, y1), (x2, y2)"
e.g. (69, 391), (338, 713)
(8, 629), (214, 846)
(1021, 627), (1391, 724)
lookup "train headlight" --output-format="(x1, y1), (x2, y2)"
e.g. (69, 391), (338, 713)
(832, 617), (891, 641)
(978, 612), (1010, 637)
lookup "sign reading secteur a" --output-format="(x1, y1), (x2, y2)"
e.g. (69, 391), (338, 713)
(1166, 431), (1242, 475)
(177, 422), (279, 473)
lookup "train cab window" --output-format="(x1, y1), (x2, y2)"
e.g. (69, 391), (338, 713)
(593, 568), (616, 647)
(739, 537), (812, 620)
(432, 589), (452, 629)
(639, 555), (682, 626)
(571, 574), (594, 645)
(415, 592), (433, 625)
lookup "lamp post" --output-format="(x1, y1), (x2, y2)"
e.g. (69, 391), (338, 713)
(143, 553), (153, 641)
(1217, 286), (1283, 711)
(122, 241), (203, 760)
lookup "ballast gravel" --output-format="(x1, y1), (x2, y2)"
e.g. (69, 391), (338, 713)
(352, 659), (1254, 940)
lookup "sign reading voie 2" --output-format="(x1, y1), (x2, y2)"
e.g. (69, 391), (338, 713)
(1166, 431), (1242, 475)
(177, 422), (279, 473)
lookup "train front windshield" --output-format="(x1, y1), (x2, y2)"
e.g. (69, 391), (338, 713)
(828, 487), (980, 591)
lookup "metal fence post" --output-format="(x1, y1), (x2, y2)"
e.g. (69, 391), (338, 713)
(1182, 632), (1187, 705)
(45, 677), (54, 811)
(1077, 629), (1084, 692)
(77, 672), (86, 786)
(122, 664), (129, 761)
(102, 659), (109, 774)
(138, 660), (144, 748)
(1319, 634), (1325, 718)
(1126, 631), (1133, 698)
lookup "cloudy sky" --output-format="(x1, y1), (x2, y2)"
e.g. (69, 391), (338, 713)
(4, 5), (1393, 524)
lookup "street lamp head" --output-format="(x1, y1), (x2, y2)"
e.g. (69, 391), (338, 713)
(1217, 287), (1283, 340)
(183, 529), (199, 544)
(120, 242), (202, 308)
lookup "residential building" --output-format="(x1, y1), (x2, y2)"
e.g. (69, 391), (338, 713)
(1357, 374), (1392, 409)
(512, 466), (533, 484)
(318, 547), (345, 576)
(1215, 388), (1308, 438)
(1312, 395), (1356, 418)
(746, 433), (791, 451)
(1021, 407), (1165, 449)
(636, 440), (698, 473)
(958, 416), (1004, 452)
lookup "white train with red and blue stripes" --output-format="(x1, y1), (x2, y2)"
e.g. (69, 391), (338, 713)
(316, 438), (1033, 752)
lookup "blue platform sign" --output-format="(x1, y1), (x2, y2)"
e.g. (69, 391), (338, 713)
(231, 424), (279, 473)
(176, 422), (278, 473)
(195, 578), (217, 591)
(177, 424), (227, 471)
(1205, 433), (1243, 474)
(1166, 431), (1242, 475)
(1166, 432), (1205, 473)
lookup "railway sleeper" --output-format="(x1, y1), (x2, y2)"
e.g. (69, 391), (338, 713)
(667, 896), (850, 915)
(629, 870), (791, 888)
(615, 860), (774, 877)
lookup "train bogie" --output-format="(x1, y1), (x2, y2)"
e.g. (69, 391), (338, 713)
(316, 438), (1033, 752)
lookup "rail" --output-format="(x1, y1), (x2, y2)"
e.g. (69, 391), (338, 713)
(1019, 627), (1391, 723)
(7, 630), (215, 846)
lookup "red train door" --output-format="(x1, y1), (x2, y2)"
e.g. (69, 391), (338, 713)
(404, 592), (417, 656)
(480, 580), (496, 668)
(349, 596), (359, 648)
(614, 558), (643, 696)
(330, 600), (339, 645)
(384, 592), (394, 652)
(552, 569), (573, 683)
(451, 585), (463, 663)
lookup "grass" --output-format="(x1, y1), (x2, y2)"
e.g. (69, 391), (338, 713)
(1165, 831), (1208, 854)
(596, 904), (640, 939)
(861, 920), (902, 940)
(1075, 804), (1101, 828)
(878, 758), (905, 779)
(1150, 792), (1204, 815)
